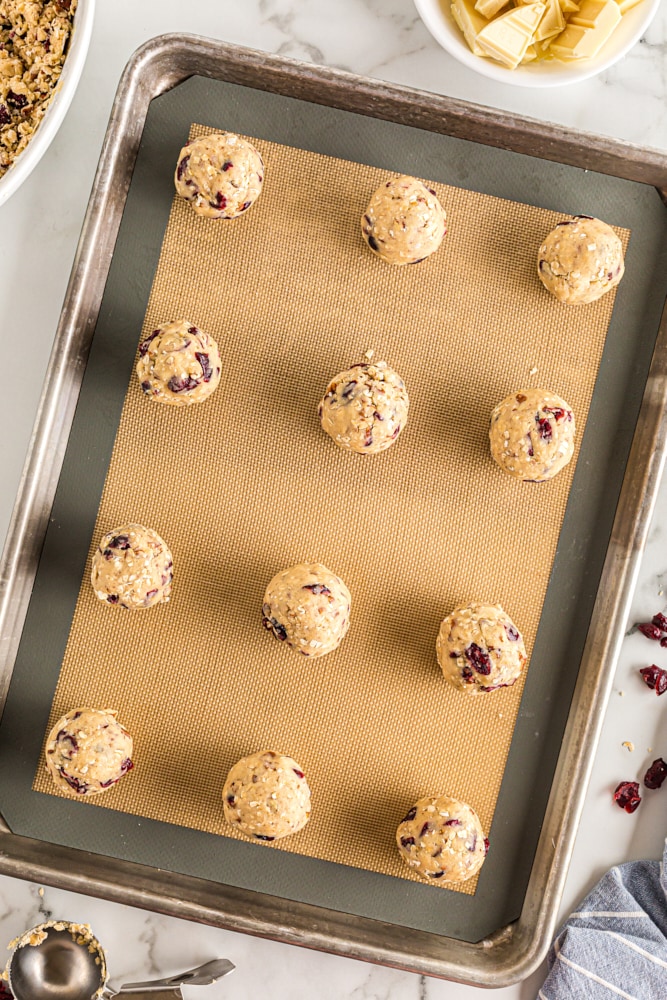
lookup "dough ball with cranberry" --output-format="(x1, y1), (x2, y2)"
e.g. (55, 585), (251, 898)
(137, 320), (221, 406)
(45, 708), (134, 797)
(489, 388), (575, 482)
(396, 795), (488, 884)
(174, 132), (264, 219)
(436, 602), (526, 694)
(223, 750), (311, 841)
(361, 175), (446, 265)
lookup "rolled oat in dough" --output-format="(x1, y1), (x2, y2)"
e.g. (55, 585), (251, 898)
(45, 707), (134, 797)
(262, 562), (351, 657)
(223, 750), (311, 841)
(318, 361), (409, 454)
(436, 602), (526, 694)
(136, 320), (221, 406)
(361, 175), (447, 265)
(91, 524), (173, 610)
(538, 215), (624, 305)
(396, 795), (488, 884)
(174, 132), (264, 220)
(489, 388), (576, 482)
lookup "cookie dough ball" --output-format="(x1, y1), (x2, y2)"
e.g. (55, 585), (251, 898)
(174, 132), (264, 220)
(489, 388), (575, 482)
(223, 750), (311, 841)
(436, 602), (526, 694)
(91, 524), (173, 610)
(137, 320), (221, 406)
(538, 215), (624, 305)
(319, 362), (409, 454)
(45, 708), (134, 797)
(396, 796), (488, 884)
(361, 175), (447, 265)
(262, 562), (351, 657)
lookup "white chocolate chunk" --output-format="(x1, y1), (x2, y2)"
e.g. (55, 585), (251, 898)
(521, 43), (538, 60)
(451, 0), (489, 55)
(549, 22), (609, 57)
(558, 0), (580, 10)
(536, 0), (565, 39)
(612, 0), (643, 11)
(477, 3), (545, 67)
(569, 0), (621, 30)
(475, 0), (510, 17)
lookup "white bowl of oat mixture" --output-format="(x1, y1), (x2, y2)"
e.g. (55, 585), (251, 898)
(0, 0), (95, 208)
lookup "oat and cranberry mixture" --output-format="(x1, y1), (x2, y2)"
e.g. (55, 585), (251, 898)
(0, 0), (77, 178)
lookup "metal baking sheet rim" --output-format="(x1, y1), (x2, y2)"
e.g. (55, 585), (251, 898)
(1, 34), (667, 986)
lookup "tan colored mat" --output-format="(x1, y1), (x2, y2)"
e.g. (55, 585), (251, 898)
(34, 123), (629, 894)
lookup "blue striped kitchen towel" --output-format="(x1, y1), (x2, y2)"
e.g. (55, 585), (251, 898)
(539, 837), (667, 998)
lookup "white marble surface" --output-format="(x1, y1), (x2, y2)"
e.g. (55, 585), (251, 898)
(1, 1), (667, 997)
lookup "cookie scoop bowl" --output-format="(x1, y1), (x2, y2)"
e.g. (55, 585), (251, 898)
(413, 0), (659, 87)
(0, 0), (96, 208)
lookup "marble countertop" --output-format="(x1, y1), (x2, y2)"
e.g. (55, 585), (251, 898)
(1, 2), (666, 997)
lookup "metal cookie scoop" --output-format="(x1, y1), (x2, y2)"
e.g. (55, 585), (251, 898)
(6, 922), (234, 1000)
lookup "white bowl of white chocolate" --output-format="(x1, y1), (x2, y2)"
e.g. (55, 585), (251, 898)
(413, 0), (659, 87)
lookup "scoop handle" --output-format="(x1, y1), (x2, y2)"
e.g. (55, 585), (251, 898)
(114, 959), (235, 992)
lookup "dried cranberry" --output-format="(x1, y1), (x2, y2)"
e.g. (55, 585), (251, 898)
(61, 771), (89, 794)
(401, 806), (417, 823)
(613, 781), (641, 813)
(302, 584), (331, 596)
(145, 589), (158, 602)
(444, 818), (461, 827)
(215, 192), (227, 209)
(465, 643), (491, 675)
(428, 871), (445, 879)
(536, 416), (552, 441)
(644, 758), (667, 790)
(293, 769), (305, 779)
(341, 381), (357, 399)
(106, 595), (119, 605)
(240, 201), (252, 211)
(0, 105), (10, 125)
(419, 823), (431, 837)
(363, 428), (373, 447)
(192, 351), (211, 382)
(253, 834), (275, 841)
(653, 613), (667, 631)
(543, 407), (566, 421)
(222, 160), (233, 171)
(527, 435), (534, 457)
(0, 980), (14, 998)
(226, 795), (236, 805)
(391, 425), (401, 439)
(121, 758), (133, 774)
(263, 616), (287, 642)
(139, 329), (160, 356)
(6, 90), (27, 110)
(367, 235), (379, 252)
(640, 665), (667, 695)
(469, 834), (477, 852)
(400, 836), (415, 848)
(99, 776), (119, 789)
(484, 838), (490, 855)
(505, 625), (519, 641)
(168, 374), (199, 393)
(108, 534), (130, 550)
(56, 731), (78, 754)
(141, 381), (152, 394)
(176, 155), (190, 181)
(637, 623), (663, 641)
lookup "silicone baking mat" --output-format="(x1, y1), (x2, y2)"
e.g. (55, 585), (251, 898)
(2, 74), (664, 943)
(33, 122), (627, 889)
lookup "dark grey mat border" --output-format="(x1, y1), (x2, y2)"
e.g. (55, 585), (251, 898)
(0, 75), (665, 943)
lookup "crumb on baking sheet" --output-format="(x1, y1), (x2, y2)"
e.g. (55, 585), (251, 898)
(0, 0), (78, 178)
(622, 741), (634, 752)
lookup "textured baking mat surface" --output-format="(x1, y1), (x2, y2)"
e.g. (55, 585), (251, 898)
(33, 123), (629, 893)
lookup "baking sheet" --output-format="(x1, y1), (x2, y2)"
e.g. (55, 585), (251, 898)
(3, 72), (657, 944)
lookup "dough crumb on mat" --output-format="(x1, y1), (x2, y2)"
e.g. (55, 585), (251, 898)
(396, 795), (488, 884)
(223, 750), (311, 841)
(90, 523), (173, 609)
(262, 562), (351, 658)
(489, 387), (576, 482)
(136, 319), (221, 406)
(361, 175), (446, 265)
(319, 361), (409, 454)
(45, 708), (133, 797)
(174, 132), (264, 219)
(538, 215), (624, 305)
(436, 602), (527, 694)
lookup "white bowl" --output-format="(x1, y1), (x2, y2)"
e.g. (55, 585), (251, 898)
(0, 0), (96, 207)
(413, 0), (660, 88)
